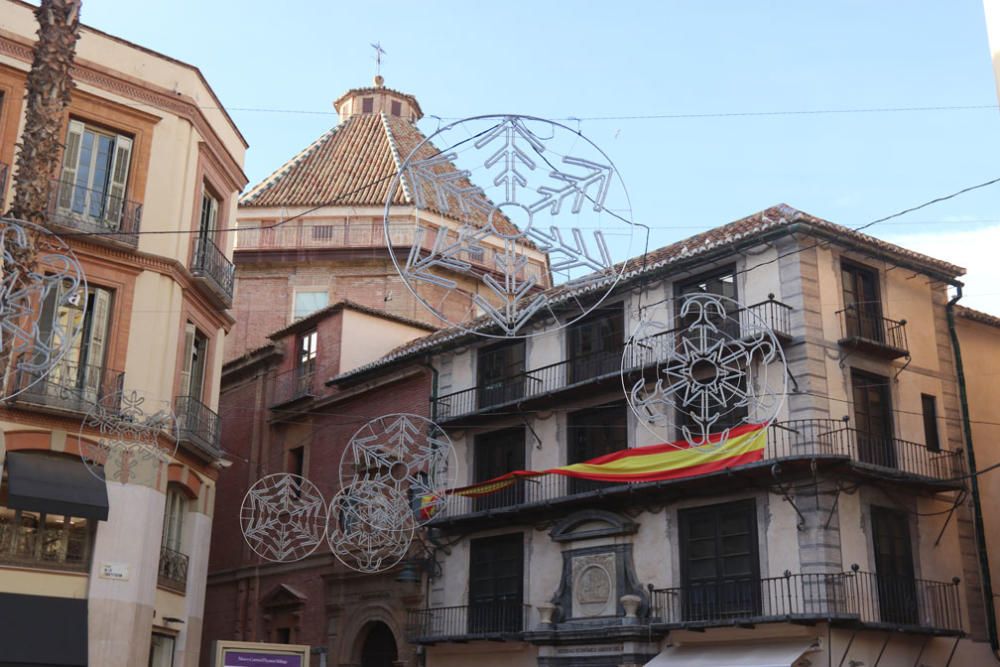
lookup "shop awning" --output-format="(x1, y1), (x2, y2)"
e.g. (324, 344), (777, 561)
(5, 452), (108, 521)
(645, 639), (819, 667)
(0, 593), (88, 666)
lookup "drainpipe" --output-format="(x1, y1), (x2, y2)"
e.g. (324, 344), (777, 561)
(946, 284), (1000, 657)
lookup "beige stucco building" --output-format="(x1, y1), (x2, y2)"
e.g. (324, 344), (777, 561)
(0, 1), (246, 665)
(328, 204), (998, 666)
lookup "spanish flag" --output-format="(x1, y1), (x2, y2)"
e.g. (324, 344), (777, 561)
(449, 422), (767, 498)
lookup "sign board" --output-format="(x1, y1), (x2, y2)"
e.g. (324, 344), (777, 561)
(213, 640), (310, 667)
(99, 562), (129, 581)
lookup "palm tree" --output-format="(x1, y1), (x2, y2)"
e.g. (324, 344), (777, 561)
(7, 0), (82, 224)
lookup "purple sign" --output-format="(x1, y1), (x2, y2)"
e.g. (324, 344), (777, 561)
(223, 651), (303, 667)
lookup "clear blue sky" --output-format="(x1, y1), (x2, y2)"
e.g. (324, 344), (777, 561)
(80, 1), (1000, 311)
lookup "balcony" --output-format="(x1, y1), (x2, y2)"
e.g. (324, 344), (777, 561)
(433, 300), (793, 423)
(47, 178), (142, 248)
(649, 570), (962, 635)
(836, 306), (909, 359)
(270, 367), (317, 408)
(175, 395), (222, 460)
(406, 603), (531, 644)
(9, 361), (124, 415)
(191, 237), (234, 306)
(435, 419), (962, 525)
(157, 545), (189, 593)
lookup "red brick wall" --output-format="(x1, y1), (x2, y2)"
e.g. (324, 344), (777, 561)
(202, 355), (433, 666)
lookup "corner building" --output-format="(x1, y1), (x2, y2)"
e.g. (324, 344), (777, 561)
(0, 2), (246, 665)
(331, 204), (997, 666)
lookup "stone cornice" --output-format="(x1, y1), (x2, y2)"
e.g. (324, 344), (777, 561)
(0, 29), (248, 190)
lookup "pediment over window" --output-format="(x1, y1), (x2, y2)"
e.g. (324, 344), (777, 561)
(260, 583), (307, 610)
(549, 510), (637, 543)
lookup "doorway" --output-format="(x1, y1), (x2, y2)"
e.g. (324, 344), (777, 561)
(359, 621), (398, 667)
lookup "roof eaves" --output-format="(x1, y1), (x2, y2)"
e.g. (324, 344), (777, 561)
(240, 126), (338, 205)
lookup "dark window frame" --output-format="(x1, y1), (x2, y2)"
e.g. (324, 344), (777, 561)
(851, 368), (896, 468)
(468, 532), (524, 634)
(921, 394), (940, 452)
(476, 341), (526, 408)
(840, 260), (884, 342)
(566, 302), (625, 383)
(567, 402), (628, 494)
(361, 97), (374, 113)
(870, 505), (918, 625)
(473, 427), (526, 510)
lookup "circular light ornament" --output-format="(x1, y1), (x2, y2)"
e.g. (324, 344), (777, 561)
(240, 473), (328, 563)
(326, 480), (415, 574)
(0, 216), (86, 400)
(79, 390), (178, 485)
(384, 115), (635, 338)
(622, 293), (787, 450)
(339, 413), (455, 528)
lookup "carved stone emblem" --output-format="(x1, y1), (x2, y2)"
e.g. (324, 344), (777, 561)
(571, 553), (616, 617)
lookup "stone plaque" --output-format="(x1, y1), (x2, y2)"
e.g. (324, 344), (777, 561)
(571, 553), (616, 617)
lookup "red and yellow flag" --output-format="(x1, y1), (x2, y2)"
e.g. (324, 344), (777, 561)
(449, 422), (767, 498)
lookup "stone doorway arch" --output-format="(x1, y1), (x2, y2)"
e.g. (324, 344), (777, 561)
(358, 621), (398, 667)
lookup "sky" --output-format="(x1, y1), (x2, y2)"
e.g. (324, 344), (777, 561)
(77, 0), (1000, 313)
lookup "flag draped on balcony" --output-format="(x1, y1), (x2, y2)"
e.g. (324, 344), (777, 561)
(437, 423), (768, 505)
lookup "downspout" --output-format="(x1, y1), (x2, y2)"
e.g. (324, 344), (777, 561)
(946, 284), (1000, 656)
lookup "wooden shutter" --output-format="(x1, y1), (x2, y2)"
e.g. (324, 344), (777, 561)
(58, 120), (85, 210)
(179, 323), (196, 397)
(81, 289), (111, 400)
(104, 134), (132, 228)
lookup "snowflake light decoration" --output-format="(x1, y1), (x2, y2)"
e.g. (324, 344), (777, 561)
(326, 480), (415, 574)
(79, 390), (178, 485)
(384, 115), (634, 338)
(0, 217), (86, 400)
(241, 473), (328, 563)
(339, 413), (455, 528)
(622, 293), (787, 449)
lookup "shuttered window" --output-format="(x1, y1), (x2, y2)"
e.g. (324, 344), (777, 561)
(58, 119), (132, 228)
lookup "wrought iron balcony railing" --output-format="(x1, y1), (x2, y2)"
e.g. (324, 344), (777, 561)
(191, 236), (235, 303)
(406, 603), (531, 643)
(836, 306), (909, 359)
(649, 570), (962, 633)
(48, 178), (142, 247)
(270, 367), (317, 407)
(157, 545), (189, 593)
(175, 395), (222, 459)
(10, 361), (124, 415)
(432, 300), (793, 422)
(437, 419), (961, 520)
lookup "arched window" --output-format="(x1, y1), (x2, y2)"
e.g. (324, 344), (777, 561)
(360, 622), (397, 667)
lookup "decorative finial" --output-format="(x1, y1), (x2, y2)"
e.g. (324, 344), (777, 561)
(371, 41), (386, 80)
(374, 74), (384, 88)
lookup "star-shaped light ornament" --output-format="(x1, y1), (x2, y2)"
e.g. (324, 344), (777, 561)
(623, 293), (787, 451)
(0, 217), (86, 399)
(326, 480), (415, 574)
(339, 413), (455, 529)
(240, 474), (328, 563)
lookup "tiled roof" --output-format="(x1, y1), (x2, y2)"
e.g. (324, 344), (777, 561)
(955, 305), (1000, 329)
(238, 113), (521, 237)
(329, 203), (968, 383)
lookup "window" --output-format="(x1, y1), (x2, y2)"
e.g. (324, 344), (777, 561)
(567, 303), (624, 383)
(567, 403), (627, 495)
(675, 266), (739, 335)
(390, 100), (402, 117)
(161, 485), (187, 554)
(841, 262), (883, 342)
(57, 119), (133, 227)
(297, 330), (318, 374)
(473, 428), (525, 511)
(180, 323), (209, 402)
(921, 394), (940, 452)
(274, 627), (292, 644)
(851, 369), (895, 468)
(37, 283), (114, 403)
(293, 290), (327, 320)
(148, 633), (175, 667)
(477, 341), (525, 408)
(362, 97), (374, 113)
(870, 506), (917, 625)
(287, 446), (305, 477)
(679, 499), (760, 621)
(198, 186), (219, 243)
(468, 533), (523, 634)
(0, 468), (93, 571)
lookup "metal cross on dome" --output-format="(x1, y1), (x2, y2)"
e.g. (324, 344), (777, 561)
(384, 115), (634, 338)
(622, 293), (787, 449)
